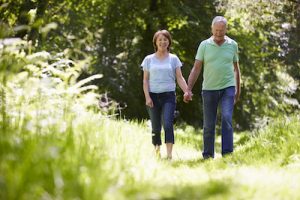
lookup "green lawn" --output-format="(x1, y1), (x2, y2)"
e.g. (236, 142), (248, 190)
(1, 47), (299, 199)
(1, 108), (300, 199)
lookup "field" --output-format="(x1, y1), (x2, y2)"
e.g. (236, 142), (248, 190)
(1, 97), (300, 199)
(1, 40), (299, 199)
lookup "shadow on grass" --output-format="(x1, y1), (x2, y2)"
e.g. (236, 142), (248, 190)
(167, 153), (241, 169)
(131, 178), (233, 200)
(167, 157), (210, 168)
(170, 179), (232, 200)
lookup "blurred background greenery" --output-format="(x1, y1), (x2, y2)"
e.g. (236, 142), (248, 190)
(1, 0), (299, 130)
(1, 1), (300, 199)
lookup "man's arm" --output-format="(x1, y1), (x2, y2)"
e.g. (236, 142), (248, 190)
(233, 62), (241, 104)
(184, 60), (203, 101)
(188, 60), (202, 91)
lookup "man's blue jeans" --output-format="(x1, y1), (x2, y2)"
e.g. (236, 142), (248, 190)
(147, 91), (176, 145)
(202, 86), (235, 158)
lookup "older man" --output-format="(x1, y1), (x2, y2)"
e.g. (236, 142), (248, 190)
(185, 16), (241, 159)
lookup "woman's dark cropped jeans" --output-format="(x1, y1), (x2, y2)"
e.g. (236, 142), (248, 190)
(147, 91), (176, 145)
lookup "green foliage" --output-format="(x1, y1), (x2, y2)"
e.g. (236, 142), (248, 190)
(1, 0), (299, 130)
(0, 37), (105, 136)
(228, 114), (300, 166)
(217, 0), (300, 129)
(0, 37), (107, 200)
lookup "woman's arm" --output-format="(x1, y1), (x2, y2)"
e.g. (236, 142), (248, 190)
(176, 67), (188, 92)
(176, 67), (190, 103)
(143, 70), (153, 107)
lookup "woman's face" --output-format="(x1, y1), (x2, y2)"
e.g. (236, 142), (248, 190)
(155, 34), (169, 52)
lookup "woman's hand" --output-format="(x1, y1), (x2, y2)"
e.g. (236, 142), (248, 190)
(146, 97), (154, 107)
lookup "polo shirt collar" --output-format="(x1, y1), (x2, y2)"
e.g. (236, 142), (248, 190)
(208, 36), (230, 46)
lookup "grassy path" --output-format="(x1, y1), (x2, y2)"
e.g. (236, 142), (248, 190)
(1, 114), (300, 200)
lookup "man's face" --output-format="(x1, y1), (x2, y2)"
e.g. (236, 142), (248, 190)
(212, 22), (227, 42)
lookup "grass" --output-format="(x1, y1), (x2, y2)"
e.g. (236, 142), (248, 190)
(1, 40), (300, 199)
(1, 76), (300, 199)
(1, 95), (300, 200)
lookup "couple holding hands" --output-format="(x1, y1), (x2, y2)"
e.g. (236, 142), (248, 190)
(141, 16), (241, 160)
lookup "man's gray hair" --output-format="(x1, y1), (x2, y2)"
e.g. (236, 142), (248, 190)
(211, 16), (227, 27)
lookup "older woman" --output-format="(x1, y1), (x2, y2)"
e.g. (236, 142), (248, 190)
(141, 30), (189, 160)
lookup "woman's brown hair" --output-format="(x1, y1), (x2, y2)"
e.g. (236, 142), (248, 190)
(152, 30), (172, 52)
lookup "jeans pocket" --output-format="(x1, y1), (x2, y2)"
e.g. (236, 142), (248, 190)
(225, 86), (235, 97)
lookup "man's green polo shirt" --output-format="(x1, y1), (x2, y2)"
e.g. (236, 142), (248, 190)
(195, 36), (239, 90)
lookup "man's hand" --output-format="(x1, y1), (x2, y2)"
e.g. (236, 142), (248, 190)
(234, 93), (239, 105)
(183, 90), (193, 103)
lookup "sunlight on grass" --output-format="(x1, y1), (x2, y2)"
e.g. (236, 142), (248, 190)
(233, 166), (300, 199)
(1, 39), (300, 199)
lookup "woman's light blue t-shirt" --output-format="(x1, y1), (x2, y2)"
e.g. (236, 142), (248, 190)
(141, 53), (182, 93)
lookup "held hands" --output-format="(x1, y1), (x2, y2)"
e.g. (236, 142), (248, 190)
(183, 90), (193, 103)
(146, 91), (193, 106)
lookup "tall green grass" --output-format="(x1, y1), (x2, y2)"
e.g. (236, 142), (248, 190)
(1, 38), (300, 199)
(2, 109), (299, 199)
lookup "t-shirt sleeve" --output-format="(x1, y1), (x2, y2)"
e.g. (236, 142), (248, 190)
(233, 42), (239, 62)
(141, 56), (149, 71)
(195, 41), (206, 61)
(173, 55), (183, 69)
